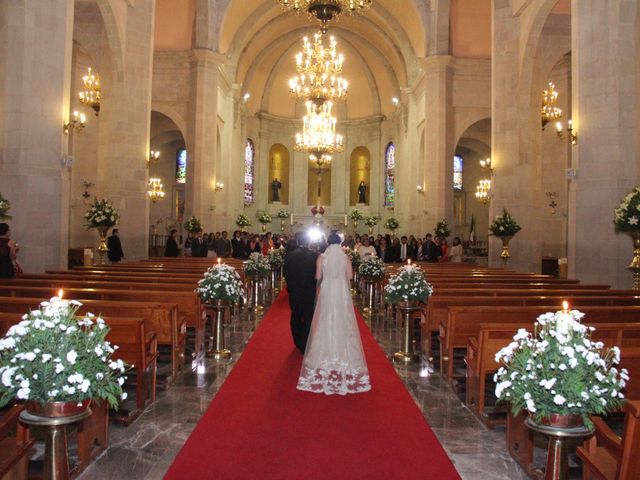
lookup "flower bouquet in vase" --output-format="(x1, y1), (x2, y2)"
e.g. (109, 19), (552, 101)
(244, 253), (271, 311)
(276, 210), (290, 233)
(489, 208), (522, 265)
(343, 247), (362, 293)
(183, 216), (202, 234)
(358, 256), (385, 313)
(256, 212), (272, 233)
(235, 213), (251, 232)
(84, 198), (120, 264)
(0, 193), (11, 220)
(614, 186), (640, 288)
(434, 219), (451, 239)
(364, 215), (380, 235)
(384, 217), (400, 238)
(349, 209), (364, 232)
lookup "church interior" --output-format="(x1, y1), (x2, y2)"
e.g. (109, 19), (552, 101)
(1, 0), (640, 479)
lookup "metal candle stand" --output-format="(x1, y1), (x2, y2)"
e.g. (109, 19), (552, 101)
(394, 303), (420, 363)
(206, 301), (231, 360)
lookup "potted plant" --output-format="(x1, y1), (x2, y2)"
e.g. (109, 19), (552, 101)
(84, 198), (120, 264)
(384, 264), (434, 307)
(434, 219), (450, 239)
(384, 217), (400, 237)
(489, 208), (522, 263)
(256, 212), (272, 233)
(614, 187), (640, 287)
(494, 306), (628, 428)
(235, 213), (251, 232)
(183, 216), (202, 234)
(0, 193), (11, 220)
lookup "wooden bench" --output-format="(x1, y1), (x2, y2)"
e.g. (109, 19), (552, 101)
(0, 405), (33, 480)
(577, 400), (640, 480)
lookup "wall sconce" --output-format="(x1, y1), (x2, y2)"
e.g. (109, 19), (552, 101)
(555, 120), (578, 145)
(243, 93), (251, 102)
(63, 111), (86, 134)
(392, 97), (399, 107)
(82, 181), (94, 204)
(479, 157), (493, 173)
(78, 67), (101, 116)
(214, 181), (224, 192)
(416, 185), (425, 194)
(546, 191), (558, 215)
(148, 149), (160, 166)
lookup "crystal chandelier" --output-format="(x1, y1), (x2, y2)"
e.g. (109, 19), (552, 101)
(289, 33), (348, 105)
(294, 101), (344, 156)
(147, 178), (165, 203)
(276, 0), (372, 32)
(541, 82), (562, 130)
(474, 179), (492, 204)
(78, 67), (101, 116)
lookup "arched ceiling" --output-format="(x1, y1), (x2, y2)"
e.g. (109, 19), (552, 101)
(151, 111), (184, 147)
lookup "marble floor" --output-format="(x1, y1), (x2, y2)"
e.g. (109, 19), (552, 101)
(71, 296), (555, 480)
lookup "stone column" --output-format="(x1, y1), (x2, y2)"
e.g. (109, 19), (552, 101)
(0, 0), (74, 272)
(422, 55), (455, 232)
(568, 0), (639, 287)
(96, 0), (155, 261)
(187, 49), (223, 227)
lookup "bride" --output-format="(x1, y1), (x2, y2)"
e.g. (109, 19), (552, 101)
(297, 233), (371, 395)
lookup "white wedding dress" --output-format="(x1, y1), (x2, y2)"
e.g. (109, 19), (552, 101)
(297, 244), (372, 395)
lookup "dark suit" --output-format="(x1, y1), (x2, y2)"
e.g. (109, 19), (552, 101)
(216, 238), (231, 257)
(231, 237), (243, 259)
(191, 237), (207, 257)
(107, 235), (124, 262)
(284, 246), (319, 353)
(164, 236), (179, 257)
(423, 240), (441, 262)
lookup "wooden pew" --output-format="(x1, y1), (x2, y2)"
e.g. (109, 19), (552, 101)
(1, 277), (196, 292)
(577, 400), (640, 480)
(441, 304), (640, 380)
(0, 297), (184, 382)
(0, 405), (33, 480)
(466, 322), (640, 425)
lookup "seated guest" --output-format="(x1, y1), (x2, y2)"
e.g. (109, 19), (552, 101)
(107, 228), (125, 263)
(449, 236), (463, 263)
(357, 236), (377, 257)
(164, 229), (180, 257)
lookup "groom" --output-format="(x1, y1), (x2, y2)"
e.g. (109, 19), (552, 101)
(283, 232), (319, 353)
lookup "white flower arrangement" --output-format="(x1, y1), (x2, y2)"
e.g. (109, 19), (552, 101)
(235, 214), (251, 228)
(267, 247), (286, 267)
(0, 296), (127, 408)
(0, 193), (11, 220)
(384, 217), (399, 231)
(488, 208), (522, 237)
(434, 219), (450, 238)
(364, 215), (380, 227)
(349, 209), (364, 222)
(196, 264), (245, 303)
(384, 264), (434, 304)
(276, 210), (290, 219)
(257, 212), (272, 225)
(244, 252), (271, 277)
(358, 256), (385, 280)
(614, 186), (640, 231)
(343, 247), (361, 268)
(84, 198), (119, 228)
(494, 307), (629, 427)
(183, 216), (202, 233)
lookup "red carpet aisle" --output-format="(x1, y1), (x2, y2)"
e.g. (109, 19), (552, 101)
(165, 292), (461, 479)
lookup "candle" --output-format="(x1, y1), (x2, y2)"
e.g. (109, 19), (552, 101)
(344, 214), (348, 225)
(58, 289), (64, 299)
(556, 300), (571, 334)
(407, 259), (411, 266)
(217, 258), (221, 265)
(290, 214), (294, 225)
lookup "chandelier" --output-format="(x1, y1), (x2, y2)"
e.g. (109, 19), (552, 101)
(541, 82), (561, 130)
(475, 179), (492, 204)
(78, 67), (101, 116)
(295, 101), (344, 156)
(147, 178), (165, 202)
(276, 0), (372, 32)
(289, 33), (348, 104)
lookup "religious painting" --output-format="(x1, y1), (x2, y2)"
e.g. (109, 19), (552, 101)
(268, 144), (290, 204)
(349, 146), (371, 206)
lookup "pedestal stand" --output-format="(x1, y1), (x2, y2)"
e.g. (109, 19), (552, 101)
(394, 303), (420, 363)
(205, 301), (231, 360)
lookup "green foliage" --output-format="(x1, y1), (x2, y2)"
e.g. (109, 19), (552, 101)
(384, 265), (433, 304)
(196, 264), (245, 303)
(434, 219), (450, 238)
(84, 198), (119, 228)
(614, 186), (640, 232)
(358, 256), (385, 280)
(488, 209), (522, 237)
(183, 216), (202, 233)
(244, 252), (271, 277)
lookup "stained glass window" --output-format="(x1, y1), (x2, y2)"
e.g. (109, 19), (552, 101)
(176, 148), (187, 184)
(244, 139), (255, 204)
(384, 142), (395, 207)
(453, 155), (463, 190)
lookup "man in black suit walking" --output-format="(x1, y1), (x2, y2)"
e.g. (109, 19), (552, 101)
(283, 232), (319, 353)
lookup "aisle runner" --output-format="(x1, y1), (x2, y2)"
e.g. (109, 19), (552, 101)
(165, 293), (460, 479)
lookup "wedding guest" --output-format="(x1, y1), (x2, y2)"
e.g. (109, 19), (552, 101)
(164, 229), (180, 257)
(408, 236), (419, 260)
(206, 233), (217, 258)
(231, 231), (243, 259)
(249, 235), (262, 254)
(438, 237), (449, 262)
(107, 228), (125, 263)
(262, 232), (274, 254)
(0, 223), (17, 278)
(398, 236), (409, 262)
(354, 234), (362, 251)
(377, 237), (393, 263)
(216, 231), (232, 258)
(357, 236), (377, 257)
(422, 233), (441, 262)
(184, 232), (193, 257)
(449, 236), (463, 263)
(192, 230), (207, 258)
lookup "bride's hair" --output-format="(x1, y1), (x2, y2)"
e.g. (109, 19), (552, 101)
(327, 233), (341, 245)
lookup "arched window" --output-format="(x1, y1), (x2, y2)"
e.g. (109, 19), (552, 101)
(244, 139), (255, 204)
(453, 155), (463, 190)
(384, 142), (395, 207)
(176, 148), (187, 184)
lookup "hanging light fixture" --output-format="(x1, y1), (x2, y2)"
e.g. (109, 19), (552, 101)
(289, 33), (348, 105)
(541, 82), (562, 130)
(78, 67), (101, 116)
(147, 178), (165, 202)
(276, 0), (372, 33)
(474, 179), (492, 204)
(295, 101), (344, 156)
